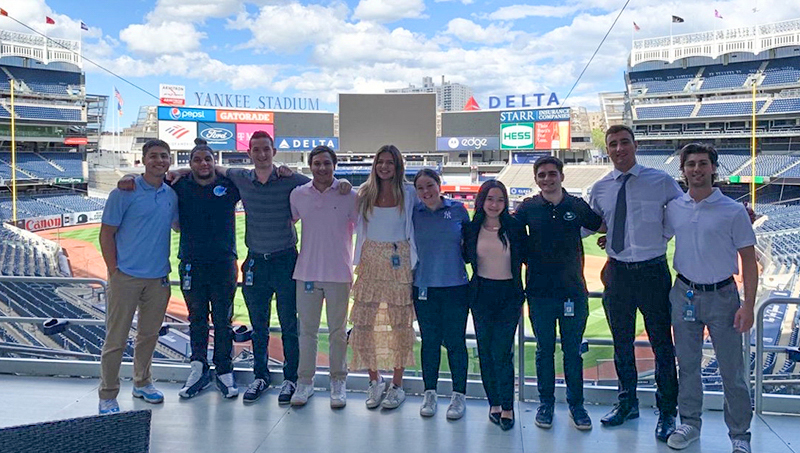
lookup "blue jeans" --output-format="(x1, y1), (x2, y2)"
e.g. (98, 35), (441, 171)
(241, 249), (299, 382)
(529, 295), (588, 408)
(180, 260), (237, 375)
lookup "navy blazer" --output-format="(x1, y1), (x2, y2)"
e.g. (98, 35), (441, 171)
(462, 216), (528, 305)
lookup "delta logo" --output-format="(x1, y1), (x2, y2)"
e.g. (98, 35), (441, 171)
(166, 125), (190, 139)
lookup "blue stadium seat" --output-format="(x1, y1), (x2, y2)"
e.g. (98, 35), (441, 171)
(761, 57), (800, 86)
(12, 105), (81, 122)
(696, 101), (766, 117)
(629, 68), (695, 94)
(635, 104), (695, 120)
(765, 98), (800, 114)
(699, 61), (762, 91)
(3, 66), (81, 96)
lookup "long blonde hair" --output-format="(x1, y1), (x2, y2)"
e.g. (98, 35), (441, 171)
(357, 144), (406, 219)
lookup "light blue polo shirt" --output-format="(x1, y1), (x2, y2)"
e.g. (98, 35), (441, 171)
(412, 198), (470, 288)
(101, 176), (178, 279)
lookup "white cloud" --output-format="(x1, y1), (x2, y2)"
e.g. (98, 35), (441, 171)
(353, 0), (426, 23)
(435, 0), (475, 4)
(119, 21), (206, 56)
(444, 18), (515, 44)
(484, 4), (579, 21)
(146, 0), (246, 24)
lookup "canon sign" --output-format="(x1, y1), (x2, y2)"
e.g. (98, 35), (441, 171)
(200, 128), (234, 141)
(436, 136), (500, 151)
(25, 215), (63, 232)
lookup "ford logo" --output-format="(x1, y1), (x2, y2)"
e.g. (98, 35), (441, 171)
(201, 128), (233, 141)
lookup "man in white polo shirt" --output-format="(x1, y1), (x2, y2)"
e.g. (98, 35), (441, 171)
(664, 143), (757, 453)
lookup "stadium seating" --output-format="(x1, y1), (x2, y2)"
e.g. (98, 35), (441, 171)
(717, 150), (751, 177)
(700, 61), (762, 91)
(0, 153), (83, 180)
(629, 68), (695, 94)
(765, 98), (800, 114)
(0, 194), (105, 221)
(635, 104), (695, 120)
(761, 57), (800, 86)
(634, 150), (681, 177)
(2, 66), (81, 96)
(12, 105), (81, 122)
(737, 155), (800, 177)
(697, 101), (766, 117)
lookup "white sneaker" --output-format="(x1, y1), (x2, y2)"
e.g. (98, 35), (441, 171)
(667, 424), (700, 450)
(732, 439), (751, 453)
(215, 372), (239, 398)
(381, 385), (406, 409)
(446, 392), (466, 420)
(330, 379), (347, 409)
(365, 377), (387, 409)
(179, 361), (210, 399)
(290, 383), (315, 406)
(98, 398), (120, 415)
(420, 390), (437, 417)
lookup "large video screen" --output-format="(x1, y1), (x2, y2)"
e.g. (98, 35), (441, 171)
(339, 93), (436, 154)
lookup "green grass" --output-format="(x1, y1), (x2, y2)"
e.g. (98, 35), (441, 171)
(56, 215), (673, 376)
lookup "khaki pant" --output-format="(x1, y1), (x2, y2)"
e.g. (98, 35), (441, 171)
(296, 281), (350, 385)
(99, 270), (170, 400)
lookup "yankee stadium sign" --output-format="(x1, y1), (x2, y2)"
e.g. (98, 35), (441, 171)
(194, 92), (321, 111)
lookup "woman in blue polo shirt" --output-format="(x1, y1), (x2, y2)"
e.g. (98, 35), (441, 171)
(412, 169), (471, 420)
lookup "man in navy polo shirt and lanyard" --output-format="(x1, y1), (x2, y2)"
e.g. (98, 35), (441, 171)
(664, 143), (757, 453)
(514, 156), (604, 431)
(172, 139), (241, 400)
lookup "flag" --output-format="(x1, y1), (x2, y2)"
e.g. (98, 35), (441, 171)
(672, 15), (684, 23)
(715, 9), (723, 19)
(117, 102), (123, 117)
(114, 87), (124, 107)
(0, 8), (8, 16)
(80, 21), (88, 31)
(45, 16), (55, 25)
(633, 21), (641, 31)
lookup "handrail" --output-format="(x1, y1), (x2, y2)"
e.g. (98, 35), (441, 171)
(754, 294), (800, 414)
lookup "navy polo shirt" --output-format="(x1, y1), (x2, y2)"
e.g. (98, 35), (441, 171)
(514, 191), (603, 300)
(101, 176), (178, 278)
(412, 198), (470, 288)
(171, 174), (241, 263)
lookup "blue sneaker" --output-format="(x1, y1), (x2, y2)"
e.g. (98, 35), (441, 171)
(99, 398), (120, 414)
(179, 361), (211, 399)
(132, 383), (164, 404)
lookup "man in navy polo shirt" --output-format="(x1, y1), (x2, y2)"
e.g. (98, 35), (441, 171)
(172, 139), (241, 400)
(98, 139), (178, 414)
(514, 156), (604, 431)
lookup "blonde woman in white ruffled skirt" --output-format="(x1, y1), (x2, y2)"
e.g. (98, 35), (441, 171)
(350, 144), (418, 410)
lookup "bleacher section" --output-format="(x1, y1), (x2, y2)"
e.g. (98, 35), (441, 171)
(699, 61), (762, 91)
(697, 101), (766, 117)
(737, 155), (800, 177)
(0, 194), (104, 221)
(633, 151), (680, 178)
(1, 66), (81, 97)
(629, 68), (695, 94)
(761, 57), (800, 86)
(0, 153), (84, 181)
(0, 224), (62, 277)
(717, 150), (751, 177)
(765, 98), (800, 114)
(635, 104), (694, 120)
(10, 105), (81, 122)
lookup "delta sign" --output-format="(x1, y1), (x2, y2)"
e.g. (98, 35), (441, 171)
(275, 137), (338, 152)
(488, 93), (560, 109)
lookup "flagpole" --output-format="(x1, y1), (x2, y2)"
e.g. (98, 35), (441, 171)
(10, 77), (16, 223)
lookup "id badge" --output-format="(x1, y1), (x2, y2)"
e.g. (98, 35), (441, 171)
(683, 289), (696, 322)
(418, 287), (428, 301)
(564, 299), (575, 317)
(245, 259), (254, 286)
(391, 254), (401, 269)
(182, 264), (192, 291)
(304, 281), (315, 293)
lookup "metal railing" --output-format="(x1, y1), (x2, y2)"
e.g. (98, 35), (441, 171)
(754, 294), (800, 414)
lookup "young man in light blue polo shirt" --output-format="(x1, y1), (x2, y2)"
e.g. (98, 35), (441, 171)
(98, 139), (178, 415)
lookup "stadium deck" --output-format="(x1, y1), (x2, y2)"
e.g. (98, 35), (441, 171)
(0, 373), (796, 453)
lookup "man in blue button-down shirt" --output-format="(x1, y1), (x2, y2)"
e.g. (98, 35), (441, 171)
(98, 139), (178, 415)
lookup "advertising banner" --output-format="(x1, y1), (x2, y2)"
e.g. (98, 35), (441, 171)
(436, 136), (499, 151)
(61, 211), (103, 227)
(25, 215), (62, 232)
(509, 187), (534, 197)
(216, 109), (273, 124)
(236, 123), (274, 151)
(159, 84), (186, 106)
(500, 107), (570, 123)
(197, 122), (236, 149)
(64, 137), (88, 145)
(512, 152), (550, 164)
(275, 137), (339, 151)
(501, 123), (534, 149)
(534, 121), (571, 150)
(159, 120), (198, 150)
(157, 106), (216, 122)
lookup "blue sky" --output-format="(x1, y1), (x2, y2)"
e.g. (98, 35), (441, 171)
(3, 0), (799, 130)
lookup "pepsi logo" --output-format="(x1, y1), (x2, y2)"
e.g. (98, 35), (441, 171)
(169, 107), (181, 120)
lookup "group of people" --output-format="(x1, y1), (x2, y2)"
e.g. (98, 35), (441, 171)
(97, 125), (757, 453)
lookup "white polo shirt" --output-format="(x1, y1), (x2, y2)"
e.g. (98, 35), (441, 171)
(665, 188), (756, 284)
(590, 164), (684, 263)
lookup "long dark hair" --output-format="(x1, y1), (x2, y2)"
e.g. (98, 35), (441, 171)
(472, 179), (513, 249)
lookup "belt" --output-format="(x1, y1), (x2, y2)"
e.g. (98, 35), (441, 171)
(609, 255), (666, 270)
(677, 274), (734, 292)
(249, 247), (296, 261)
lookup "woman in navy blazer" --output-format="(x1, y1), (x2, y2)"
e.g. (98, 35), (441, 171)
(462, 179), (527, 430)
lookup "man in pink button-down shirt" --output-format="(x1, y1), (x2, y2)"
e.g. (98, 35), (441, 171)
(289, 145), (358, 408)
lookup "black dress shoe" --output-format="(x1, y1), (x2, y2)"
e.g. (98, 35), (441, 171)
(600, 402), (639, 426)
(500, 414), (515, 431)
(489, 411), (501, 425)
(655, 412), (676, 442)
